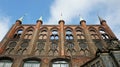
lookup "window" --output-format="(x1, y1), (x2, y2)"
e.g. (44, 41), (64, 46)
(0, 60), (12, 67)
(13, 29), (23, 39)
(17, 42), (28, 55)
(24, 29), (33, 39)
(5, 42), (17, 54)
(66, 28), (73, 40)
(76, 28), (85, 39)
(52, 61), (69, 67)
(99, 28), (109, 39)
(23, 60), (40, 67)
(89, 29), (99, 39)
(39, 30), (47, 39)
(50, 30), (59, 40)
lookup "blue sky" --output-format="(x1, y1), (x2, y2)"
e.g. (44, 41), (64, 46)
(0, 0), (120, 41)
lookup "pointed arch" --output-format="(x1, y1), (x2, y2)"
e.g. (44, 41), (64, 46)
(39, 27), (48, 40)
(24, 26), (34, 39)
(88, 26), (99, 39)
(99, 27), (110, 39)
(50, 27), (59, 41)
(75, 27), (85, 39)
(13, 26), (24, 39)
(65, 27), (74, 40)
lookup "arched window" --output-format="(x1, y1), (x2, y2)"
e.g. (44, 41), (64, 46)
(35, 42), (45, 55)
(17, 42), (28, 55)
(89, 29), (99, 39)
(39, 30), (47, 40)
(66, 28), (73, 40)
(13, 29), (23, 39)
(52, 60), (69, 67)
(76, 28), (85, 39)
(99, 28), (109, 39)
(5, 42), (17, 54)
(0, 57), (13, 67)
(0, 60), (12, 67)
(50, 29), (59, 40)
(24, 29), (33, 39)
(23, 60), (40, 67)
(79, 42), (90, 56)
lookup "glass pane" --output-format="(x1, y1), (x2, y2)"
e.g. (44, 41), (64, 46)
(24, 61), (40, 67)
(61, 64), (69, 67)
(0, 60), (12, 67)
(53, 61), (69, 67)
(53, 64), (60, 67)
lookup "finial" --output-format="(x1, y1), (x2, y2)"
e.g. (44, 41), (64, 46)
(98, 15), (106, 24)
(80, 16), (84, 21)
(38, 16), (42, 21)
(60, 13), (63, 20)
(98, 16), (103, 22)
(37, 16), (43, 24)
(18, 16), (24, 22)
(18, 14), (26, 22)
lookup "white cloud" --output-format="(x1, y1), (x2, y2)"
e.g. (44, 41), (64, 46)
(0, 16), (10, 41)
(47, 0), (120, 39)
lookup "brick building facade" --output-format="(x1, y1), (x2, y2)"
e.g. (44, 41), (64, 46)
(0, 16), (120, 67)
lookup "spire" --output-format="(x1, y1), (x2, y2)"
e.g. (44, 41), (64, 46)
(79, 16), (86, 25)
(80, 16), (84, 21)
(37, 16), (43, 24)
(18, 14), (26, 22)
(98, 16), (106, 25)
(18, 16), (24, 22)
(60, 13), (63, 20)
(38, 16), (42, 21)
(98, 16), (103, 22)
(58, 13), (65, 24)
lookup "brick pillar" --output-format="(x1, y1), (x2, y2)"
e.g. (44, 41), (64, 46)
(59, 20), (65, 56)
(27, 20), (42, 54)
(0, 20), (21, 54)
(12, 57), (22, 67)
(80, 20), (97, 56)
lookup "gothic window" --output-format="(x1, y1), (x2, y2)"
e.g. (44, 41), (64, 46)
(13, 29), (23, 39)
(79, 43), (87, 50)
(49, 42), (58, 56)
(65, 42), (76, 55)
(50, 42), (58, 52)
(89, 29), (99, 39)
(99, 28), (109, 39)
(76, 29), (85, 39)
(50, 30), (59, 40)
(17, 42), (28, 55)
(35, 42), (45, 55)
(23, 60), (40, 67)
(0, 60), (12, 67)
(66, 42), (75, 51)
(5, 42), (17, 54)
(66, 28), (73, 40)
(52, 60), (69, 67)
(79, 42), (89, 56)
(39, 30), (47, 40)
(24, 29), (33, 39)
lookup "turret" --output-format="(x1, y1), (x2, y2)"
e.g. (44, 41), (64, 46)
(98, 16), (106, 26)
(36, 16), (43, 29)
(80, 16), (86, 27)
